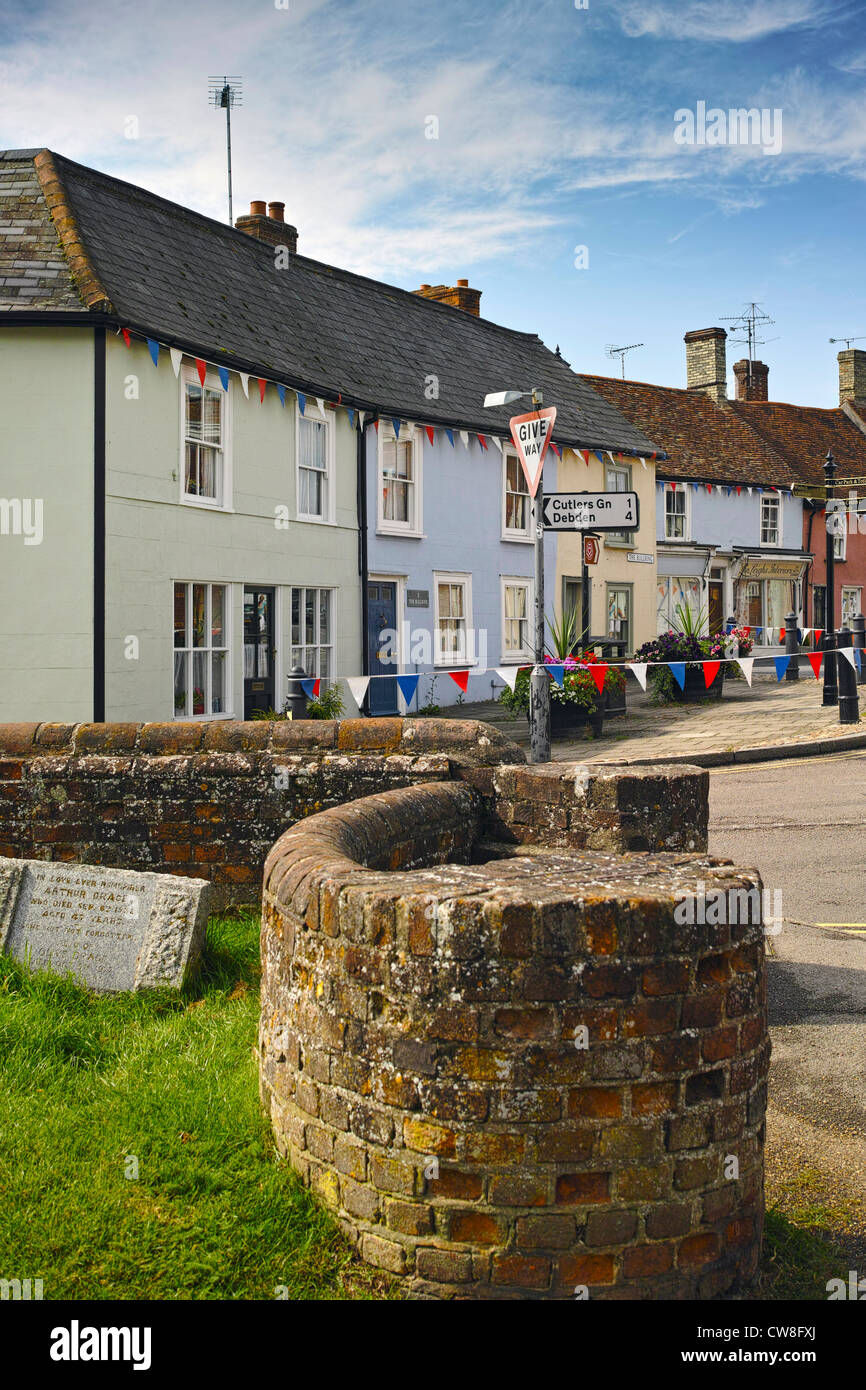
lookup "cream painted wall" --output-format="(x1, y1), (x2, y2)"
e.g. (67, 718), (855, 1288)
(554, 450), (657, 655)
(0, 326), (94, 721)
(104, 335), (362, 720)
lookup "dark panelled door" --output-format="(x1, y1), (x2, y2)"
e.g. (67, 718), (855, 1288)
(367, 581), (398, 715)
(708, 581), (723, 635)
(244, 588), (276, 717)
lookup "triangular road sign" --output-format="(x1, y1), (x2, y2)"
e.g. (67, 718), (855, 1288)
(509, 407), (557, 498)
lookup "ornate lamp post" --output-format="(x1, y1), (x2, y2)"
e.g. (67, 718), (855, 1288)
(822, 450), (838, 707)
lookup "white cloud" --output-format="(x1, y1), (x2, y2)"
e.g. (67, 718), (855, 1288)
(615, 0), (845, 43)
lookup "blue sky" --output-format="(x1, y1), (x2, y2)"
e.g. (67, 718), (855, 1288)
(2, 0), (865, 408)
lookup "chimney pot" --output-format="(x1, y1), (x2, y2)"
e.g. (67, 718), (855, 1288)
(456, 278), (469, 287)
(250, 200), (266, 217)
(413, 279), (481, 317)
(419, 283), (430, 290)
(268, 201), (285, 221)
(733, 359), (769, 402)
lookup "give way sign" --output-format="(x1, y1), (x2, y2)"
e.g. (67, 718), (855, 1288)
(509, 407), (557, 498)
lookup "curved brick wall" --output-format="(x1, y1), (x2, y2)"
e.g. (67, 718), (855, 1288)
(259, 777), (769, 1301)
(0, 718), (522, 906)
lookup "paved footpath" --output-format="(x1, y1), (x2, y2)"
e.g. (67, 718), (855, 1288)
(545, 675), (866, 767)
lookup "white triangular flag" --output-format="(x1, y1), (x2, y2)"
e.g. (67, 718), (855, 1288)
(640, 457), (647, 470)
(316, 397), (326, 416)
(607, 451), (616, 464)
(170, 347), (183, 377)
(801, 628), (811, 642)
(492, 436), (503, 453)
(765, 628), (774, 642)
(839, 646), (858, 669)
(738, 658), (755, 686)
(747, 486), (753, 496)
(239, 373), (250, 398)
(627, 662), (648, 691)
(347, 676), (370, 707)
(359, 411), (367, 429)
(496, 667), (520, 692)
(459, 430), (469, 449)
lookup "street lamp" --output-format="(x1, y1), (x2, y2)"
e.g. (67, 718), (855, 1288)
(823, 450), (838, 707)
(484, 386), (550, 763)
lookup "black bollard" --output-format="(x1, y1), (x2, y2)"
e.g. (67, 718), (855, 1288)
(784, 609), (799, 681)
(853, 612), (866, 686)
(285, 664), (309, 720)
(837, 627), (860, 724)
(822, 630), (838, 707)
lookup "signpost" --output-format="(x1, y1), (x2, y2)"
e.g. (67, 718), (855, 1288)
(583, 535), (600, 566)
(542, 491), (640, 532)
(509, 401), (557, 764)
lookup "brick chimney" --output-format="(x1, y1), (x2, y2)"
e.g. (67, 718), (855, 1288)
(733, 359), (769, 402)
(414, 278), (481, 316)
(235, 199), (298, 253)
(684, 327), (728, 403)
(838, 349), (866, 406)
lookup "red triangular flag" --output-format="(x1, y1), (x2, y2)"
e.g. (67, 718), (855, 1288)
(813, 630), (823, 645)
(258, 378), (267, 403)
(195, 358), (207, 386)
(425, 425), (435, 446)
(477, 433), (487, 450)
(736, 486), (742, 495)
(778, 627), (785, 640)
(807, 652), (822, 679)
(122, 327), (131, 348)
(582, 450), (590, 466)
(373, 420), (379, 433)
(703, 661), (720, 688)
(706, 484), (713, 494)
(590, 664), (607, 695)
(449, 671), (469, 693)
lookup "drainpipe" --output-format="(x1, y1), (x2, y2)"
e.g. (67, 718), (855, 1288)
(93, 325), (106, 721)
(805, 502), (817, 627)
(356, 418), (371, 688)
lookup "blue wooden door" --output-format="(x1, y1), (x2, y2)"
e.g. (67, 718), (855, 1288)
(367, 581), (398, 715)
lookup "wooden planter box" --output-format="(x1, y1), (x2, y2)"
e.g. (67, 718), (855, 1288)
(547, 698), (604, 739)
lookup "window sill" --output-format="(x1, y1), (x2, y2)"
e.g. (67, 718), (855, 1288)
(172, 712), (235, 722)
(180, 497), (234, 513)
(297, 513), (337, 526)
(377, 526), (425, 539)
(604, 540), (635, 549)
(501, 532), (534, 544)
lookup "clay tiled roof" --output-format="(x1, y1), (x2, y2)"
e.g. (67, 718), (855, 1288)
(580, 374), (798, 488)
(727, 400), (866, 488)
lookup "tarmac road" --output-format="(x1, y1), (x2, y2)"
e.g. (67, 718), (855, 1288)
(710, 751), (866, 1256)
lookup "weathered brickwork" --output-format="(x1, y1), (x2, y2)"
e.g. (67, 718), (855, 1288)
(259, 778), (769, 1300)
(0, 719), (521, 907)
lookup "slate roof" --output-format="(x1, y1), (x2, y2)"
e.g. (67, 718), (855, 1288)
(0, 148), (658, 455)
(0, 151), (83, 309)
(581, 373), (799, 488)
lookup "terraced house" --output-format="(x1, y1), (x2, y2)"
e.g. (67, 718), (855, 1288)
(0, 148), (656, 723)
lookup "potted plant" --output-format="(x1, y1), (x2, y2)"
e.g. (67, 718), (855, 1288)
(634, 604), (728, 703)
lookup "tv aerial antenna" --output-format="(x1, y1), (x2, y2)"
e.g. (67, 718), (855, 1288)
(829, 335), (866, 350)
(208, 76), (243, 224)
(720, 302), (778, 396)
(606, 342), (644, 379)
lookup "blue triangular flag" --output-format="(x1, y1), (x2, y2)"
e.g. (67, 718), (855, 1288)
(277, 383), (286, 407)
(547, 664), (565, 687)
(774, 656), (790, 682)
(755, 627), (763, 636)
(218, 366), (230, 392)
(855, 646), (862, 673)
(595, 450), (604, 464)
(392, 418), (401, 438)
(668, 663), (686, 690)
(348, 408), (355, 428)
(446, 429), (455, 447)
(297, 393), (306, 415)
(691, 483), (699, 492)
(396, 673), (420, 706)
(146, 338), (160, 367)
(300, 679), (318, 698)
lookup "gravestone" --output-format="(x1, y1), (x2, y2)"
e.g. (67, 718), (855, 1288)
(0, 858), (210, 992)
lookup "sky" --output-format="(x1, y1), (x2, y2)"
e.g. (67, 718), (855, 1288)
(2, 0), (865, 409)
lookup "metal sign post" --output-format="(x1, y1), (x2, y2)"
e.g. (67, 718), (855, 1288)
(508, 397), (557, 764)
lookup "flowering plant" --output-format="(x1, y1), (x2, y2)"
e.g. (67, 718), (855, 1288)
(633, 630), (728, 702)
(499, 652), (625, 715)
(726, 625), (754, 655)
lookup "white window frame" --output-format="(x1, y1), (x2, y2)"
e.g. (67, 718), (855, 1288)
(296, 400), (336, 524)
(832, 511), (847, 561)
(760, 493), (781, 547)
(501, 576), (534, 663)
(290, 585), (336, 681)
(501, 448), (532, 542)
(173, 580), (233, 720)
(664, 482), (689, 541)
(605, 461), (634, 546)
(841, 585), (861, 626)
(433, 571), (473, 668)
(179, 365), (232, 511)
(377, 423), (423, 537)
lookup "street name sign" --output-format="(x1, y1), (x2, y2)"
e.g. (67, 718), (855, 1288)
(509, 407), (557, 497)
(542, 490), (640, 532)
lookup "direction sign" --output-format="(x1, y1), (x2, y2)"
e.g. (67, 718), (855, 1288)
(509, 407), (557, 498)
(542, 490), (640, 532)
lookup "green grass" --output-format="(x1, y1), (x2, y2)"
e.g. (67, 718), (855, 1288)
(0, 912), (851, 1302)
(0, 911), (397, 1301)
